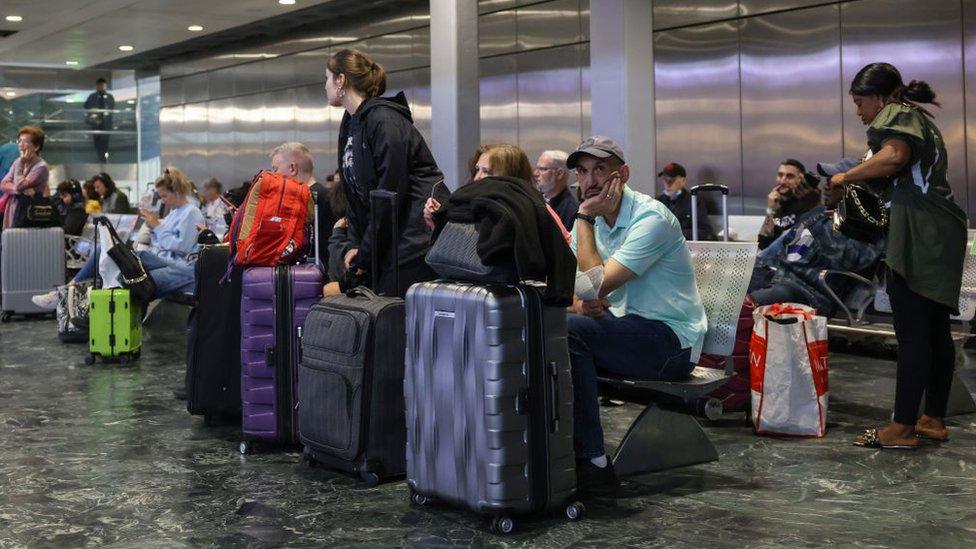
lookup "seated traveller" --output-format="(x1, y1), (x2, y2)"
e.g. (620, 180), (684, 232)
(565, 135), (707, 497)
(757, 159), (817, 249)
(747, 170), (883, 315)
(534, 150), (579, 230)
(200, 177), (231, 238)
(422, 143), (571, 242)
(32, 167), (205, 309)
(655, 162), (716, 241)
(56, 179), (89, 236)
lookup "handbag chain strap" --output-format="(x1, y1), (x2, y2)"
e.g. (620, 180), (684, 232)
(849, 186), (888, 228)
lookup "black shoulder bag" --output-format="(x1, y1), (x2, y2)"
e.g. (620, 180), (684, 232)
(94, 216), (157, 302)
(833, 184), (888, 243)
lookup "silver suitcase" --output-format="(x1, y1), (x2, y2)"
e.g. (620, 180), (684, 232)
(1, 227), (65, 321)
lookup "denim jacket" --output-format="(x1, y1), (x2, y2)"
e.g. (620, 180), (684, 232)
(756, 205), (884, 314)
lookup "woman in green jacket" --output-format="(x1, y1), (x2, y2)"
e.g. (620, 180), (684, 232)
(829, 62), (967, 450)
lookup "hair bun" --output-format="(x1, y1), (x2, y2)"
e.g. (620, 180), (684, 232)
(904, 79), (937, 104)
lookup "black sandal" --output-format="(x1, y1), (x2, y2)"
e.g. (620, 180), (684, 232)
(853, 428), (919, 450)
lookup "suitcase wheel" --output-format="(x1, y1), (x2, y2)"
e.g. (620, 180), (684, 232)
(408, 489), (429, 507)
(489, 516), (515, 535)
(84, 354), (96, 366)
(0, 312), (10, 323)
(239, 440), (251, 455)
(565, 501), (585, 521)
(119, 354), (130, 365)
(359, 470), (380, 487)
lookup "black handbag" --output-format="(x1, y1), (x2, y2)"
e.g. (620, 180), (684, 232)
(94, 216), (157, 302)
(425, 221), (517, 283)
(11, 194), (61, 228)
(833, 184), (888, 243)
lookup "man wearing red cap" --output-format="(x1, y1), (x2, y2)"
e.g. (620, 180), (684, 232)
(656, 162), (716, 241)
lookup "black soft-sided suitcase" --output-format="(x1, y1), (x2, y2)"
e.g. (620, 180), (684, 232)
(298, 287), (406, 484)
(185, 244), (242, 422)
(404, 281), (581, 534)
(298, 189), (405, 484)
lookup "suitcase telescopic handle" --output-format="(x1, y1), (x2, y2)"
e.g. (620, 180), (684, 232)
(548, 362), (560, 433)
(689, 184), (730, 242)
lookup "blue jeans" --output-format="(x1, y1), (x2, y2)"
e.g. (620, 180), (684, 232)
(73, 246), (195, 298)
(568, 312), (693, 459)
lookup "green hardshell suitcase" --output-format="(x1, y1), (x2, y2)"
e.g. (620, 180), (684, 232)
(87, 288), (142, 365)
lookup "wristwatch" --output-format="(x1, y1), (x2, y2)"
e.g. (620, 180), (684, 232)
(574, 212), (596, 225)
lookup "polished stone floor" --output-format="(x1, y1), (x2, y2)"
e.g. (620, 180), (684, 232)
(2, 314), (976, 548)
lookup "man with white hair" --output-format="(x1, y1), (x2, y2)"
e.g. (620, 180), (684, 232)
(534, 149), (579, 230)
(270, 142), (334, 268)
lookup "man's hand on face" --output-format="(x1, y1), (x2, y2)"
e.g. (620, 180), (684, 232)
(579, 171), (624, 218)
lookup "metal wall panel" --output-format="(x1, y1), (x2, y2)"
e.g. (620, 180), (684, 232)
(293, 83), (333, 178)
(654, 22), (743, 211)
(480, 0), (516, 15)
(652, 0), (738, 31)
(479, 8), (517, 57)
(581, 42), (591, 141)
(516, 0), (582, 51)
(740, 5), (842, 214)
(292, 48), (331, 88)
(181, 103), (210, 184)
(182, 72), (210, 105)
(159, 105), (184, 172)
(841, 0), (967, 212)
(516, 44), (584, 165)
(739, 0), (834, 17)
(263, 88), (297, 159)
(966, 0), (976, 218)
(209, 66), (236, 101)
(207, 98), (235, 185)
(160, 78), (183, 107)
(480, 56), (519, 151)
(233, 92), (265, 184)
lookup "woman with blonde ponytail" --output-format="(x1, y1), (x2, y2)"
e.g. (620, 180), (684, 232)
(31, 166), (206, 309)
(324, 48), (443, 297)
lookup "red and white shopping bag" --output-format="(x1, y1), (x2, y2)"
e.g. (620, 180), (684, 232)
(750, 303), (829, 437)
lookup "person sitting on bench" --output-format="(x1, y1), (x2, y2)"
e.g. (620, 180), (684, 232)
(32, 167), (204, 309)
(748, 169), (883, 315)
(565, 135), (707, 497)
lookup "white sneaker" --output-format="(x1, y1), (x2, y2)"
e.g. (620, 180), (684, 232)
(31, 289), (60, 310)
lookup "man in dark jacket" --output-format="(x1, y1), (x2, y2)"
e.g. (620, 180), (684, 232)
(84, 78), (114, 163)
(757, 159), (818, 249)
(534, 150), (579, 230)
(337, 91), (442, 297)
(655, 162), (716, 240)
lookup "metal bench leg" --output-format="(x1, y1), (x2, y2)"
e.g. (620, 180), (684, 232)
(611, 403), (719, 476)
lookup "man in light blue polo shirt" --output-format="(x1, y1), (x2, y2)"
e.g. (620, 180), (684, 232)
(566, 135), (707, 497)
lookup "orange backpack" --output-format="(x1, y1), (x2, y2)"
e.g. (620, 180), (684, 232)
(225, 170), (313, 269)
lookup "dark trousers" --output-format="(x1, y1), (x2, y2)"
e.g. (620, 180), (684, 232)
(93, 134), (110, 162)
(568, 312), (693, 459)
(887, 268), (955, 423)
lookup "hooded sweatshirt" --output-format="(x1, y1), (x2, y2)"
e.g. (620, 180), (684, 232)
(337, 91), (443, 276)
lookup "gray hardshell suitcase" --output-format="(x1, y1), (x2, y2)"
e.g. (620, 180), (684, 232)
(1, 227), (65, 321)
(404, 281), (582, 534)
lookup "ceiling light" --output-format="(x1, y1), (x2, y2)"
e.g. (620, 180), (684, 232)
(118, 45), (134, 52)
(187, 25), (204, 32)
(127, 100), (135, 104)
(278, 0), (296, 5)
(5, 15), (23, 22)
(4, 91), (15, 98)
(65, 61), (79, 66)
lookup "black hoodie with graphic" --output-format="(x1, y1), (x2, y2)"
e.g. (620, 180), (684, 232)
(337, 91), (442, 283)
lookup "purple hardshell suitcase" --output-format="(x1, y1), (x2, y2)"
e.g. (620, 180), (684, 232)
(239, 263), (323, 452)
(238, 193), (325, 453)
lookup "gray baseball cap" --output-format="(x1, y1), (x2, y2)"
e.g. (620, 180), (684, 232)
(817, 157), (859, 177)
(566, 135), (626, 169)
